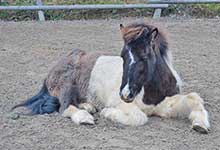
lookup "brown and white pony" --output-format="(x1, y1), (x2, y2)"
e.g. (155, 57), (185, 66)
(12, 22), (210, 133)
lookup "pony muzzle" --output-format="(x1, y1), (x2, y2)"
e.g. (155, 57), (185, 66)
(120, 85), (135, 103)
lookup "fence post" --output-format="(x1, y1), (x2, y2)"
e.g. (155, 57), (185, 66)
(36, 0), (45, 21)
(153, 8), (162, 18)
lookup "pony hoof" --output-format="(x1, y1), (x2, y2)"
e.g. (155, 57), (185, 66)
(192, 124), (209, 134)
(71, 110), (95, 125)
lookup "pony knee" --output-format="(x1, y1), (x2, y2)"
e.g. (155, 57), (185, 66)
(185, 92), (205, 111)
(186, 92), (204, 104)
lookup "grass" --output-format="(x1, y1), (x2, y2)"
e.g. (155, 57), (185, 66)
(195, 4), (220, 17)
(1, 0), (220, 21)
(163, 4), (220, 18)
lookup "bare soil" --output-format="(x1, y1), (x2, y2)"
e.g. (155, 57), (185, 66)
(0, 18), (220, 150)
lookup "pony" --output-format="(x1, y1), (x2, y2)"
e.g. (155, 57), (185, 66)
(12, 22), (210, 134)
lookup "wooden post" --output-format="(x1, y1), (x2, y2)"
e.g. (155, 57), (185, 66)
(153, 8), (162, 18)
(36, 0), (45, 21)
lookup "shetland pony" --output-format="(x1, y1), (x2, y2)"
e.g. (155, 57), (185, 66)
(12, 22), (210, 133)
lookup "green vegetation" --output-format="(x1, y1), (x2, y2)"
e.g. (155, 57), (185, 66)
(195, 4), (220, 17)
(0, 0), (220, 21)
(163, 4), (220, 18)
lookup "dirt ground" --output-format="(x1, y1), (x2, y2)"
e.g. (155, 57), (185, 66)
(0, 18), (220, 150)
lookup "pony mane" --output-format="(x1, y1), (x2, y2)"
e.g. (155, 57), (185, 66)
(121, 22), (169, 57)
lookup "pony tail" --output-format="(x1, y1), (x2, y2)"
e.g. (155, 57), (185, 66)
(11, 80), (60, 115)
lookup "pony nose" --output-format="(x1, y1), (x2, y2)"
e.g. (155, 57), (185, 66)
(120, 90), (134, 103)
(127, 93), (134, 100)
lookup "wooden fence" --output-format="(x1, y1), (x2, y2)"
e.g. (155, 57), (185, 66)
(0, 0), (220, 20)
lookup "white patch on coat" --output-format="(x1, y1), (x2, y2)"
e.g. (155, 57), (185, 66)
(128, 49), (135, 66)
(121, 84), (130, 100)
(88, 56), (124, 107)
(120, 49), (136, 99)
(164, 50), (183, 89)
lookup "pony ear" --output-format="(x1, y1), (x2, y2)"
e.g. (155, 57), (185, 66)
(120, 24), (124, 30)
(120, 24), (128, 36)
(142, 28), (149, 37)
(149, 28), (158, 40)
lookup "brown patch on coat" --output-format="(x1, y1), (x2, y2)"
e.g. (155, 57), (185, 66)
(143, 57), (180, 105)
(46, 49), (111, 112)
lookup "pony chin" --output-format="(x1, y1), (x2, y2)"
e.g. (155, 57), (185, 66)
(120, 84), (143, 103)
(120, 84), (133, 103)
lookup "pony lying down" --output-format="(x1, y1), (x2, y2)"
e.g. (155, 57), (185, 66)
(12, 22), (210, 134)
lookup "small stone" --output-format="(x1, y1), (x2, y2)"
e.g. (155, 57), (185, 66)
(9, 113), (20, 120)
(0, 48), (6, 51)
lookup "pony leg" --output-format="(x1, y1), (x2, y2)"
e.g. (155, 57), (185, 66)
(100, 103), (148, 126)
(78, 103), (97, 114)
(62, 105), (94, 125)
(154, 92), (210, 133)
(58, 83), (81, 113)
(58, 84), (95, 125)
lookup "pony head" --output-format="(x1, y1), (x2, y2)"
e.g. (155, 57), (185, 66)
(119, 23), (159, 103)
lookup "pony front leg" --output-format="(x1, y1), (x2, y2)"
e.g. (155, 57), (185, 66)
(101, 103), (148, 126)
(59, 83), (94, 125)
(154, 92), (210, 133)
(62, 105), (94, 125)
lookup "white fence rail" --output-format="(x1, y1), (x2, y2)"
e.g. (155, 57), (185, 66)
(1, 0), (220, 20)
(0, 3), (169, 20)
(0, 4), (168, 10)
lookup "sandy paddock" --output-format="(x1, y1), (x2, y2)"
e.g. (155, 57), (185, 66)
(0, 18), (220, 150)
